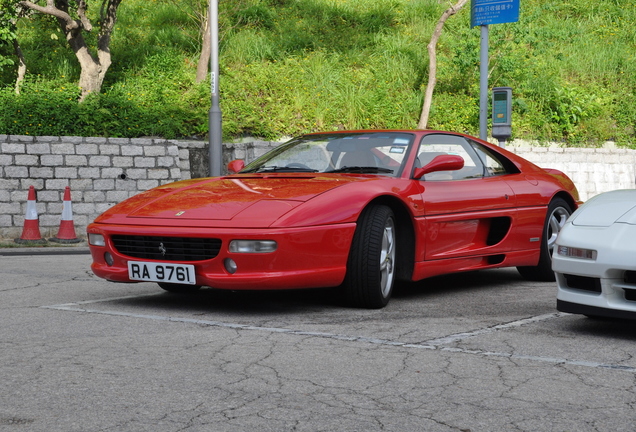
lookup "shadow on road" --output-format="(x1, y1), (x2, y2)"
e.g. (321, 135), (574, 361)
(95, 268), (530, 318)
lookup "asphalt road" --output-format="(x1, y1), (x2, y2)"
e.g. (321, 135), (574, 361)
(2, 251), (636, 432)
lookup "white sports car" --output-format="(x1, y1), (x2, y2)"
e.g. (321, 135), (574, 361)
(554, 189), (636, 320)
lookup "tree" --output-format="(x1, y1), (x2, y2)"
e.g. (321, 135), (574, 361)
(196, 8), (210, 83)
(18, 0), (122, 101)
(0, 2), (27, 94)
(12, 30), (26, 94)
(418, 0), (469, 129)
(188, 1), (256, 83)
(181, 0), (210, 84)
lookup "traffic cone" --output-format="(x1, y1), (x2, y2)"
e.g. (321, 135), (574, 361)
(50, 186), (82, 244)
(14, 186), (46, 244)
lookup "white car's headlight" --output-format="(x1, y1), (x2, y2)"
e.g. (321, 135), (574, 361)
(229, 240), (277, 253)
(557, 245), (597, 260)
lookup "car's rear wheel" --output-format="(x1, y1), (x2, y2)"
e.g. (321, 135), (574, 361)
(344, 204), (397, 309)
(517, 197), (572, 281)
(158, 283), (202, 294)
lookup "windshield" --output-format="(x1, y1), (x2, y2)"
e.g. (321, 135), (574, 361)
(241, 132), (415, 177)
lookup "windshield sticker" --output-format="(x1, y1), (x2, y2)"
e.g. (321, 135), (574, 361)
(389, 147), (405, 154)
(393, 138), (409, 145)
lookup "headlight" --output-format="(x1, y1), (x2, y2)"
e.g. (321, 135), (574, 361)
(557, 245), (597, 260)
(229, 240), (277, 253)
(89, 233), (106, 246)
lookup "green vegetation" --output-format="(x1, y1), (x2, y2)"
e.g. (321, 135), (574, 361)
(0, 0), (634, 146)
(0, 3), (18, 71)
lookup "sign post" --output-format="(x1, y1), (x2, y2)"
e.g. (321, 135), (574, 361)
(470, 0), (519, 143)
(470, 0), (519, 27)
(479, 24), (489, 141)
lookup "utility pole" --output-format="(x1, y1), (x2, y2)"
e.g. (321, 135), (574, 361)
(208, 0), (222, 177)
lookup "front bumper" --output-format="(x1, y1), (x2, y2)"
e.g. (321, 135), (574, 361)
(88, 222), (356, 290)
(557, 299), (636, 320)
(553, 223), (636, 320)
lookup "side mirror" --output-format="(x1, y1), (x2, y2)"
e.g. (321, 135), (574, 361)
(227, 159), (245, 174)
(412, 155), (464, 180)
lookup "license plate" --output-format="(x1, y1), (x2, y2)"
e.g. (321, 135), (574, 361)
(128, 261), (196, 285)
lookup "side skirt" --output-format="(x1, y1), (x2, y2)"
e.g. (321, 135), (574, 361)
(411, 249), (539, 281)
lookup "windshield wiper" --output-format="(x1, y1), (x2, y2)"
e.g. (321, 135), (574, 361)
(326, 166), (394, 174)
(245, 165), (319, 173)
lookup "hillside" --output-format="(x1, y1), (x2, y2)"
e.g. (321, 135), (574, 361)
(1, 0), (634, 146)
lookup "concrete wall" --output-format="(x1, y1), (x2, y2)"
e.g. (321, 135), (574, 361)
(1, 134), (635, 241)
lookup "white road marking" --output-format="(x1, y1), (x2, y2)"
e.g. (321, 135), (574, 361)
(42, 296), (636, 373)
(424, 312), (567, 345)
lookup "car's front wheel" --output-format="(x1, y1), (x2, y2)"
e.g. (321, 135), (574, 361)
(158, 283), (202, 294)
(344, 204), (397, 309)
(517, 197), (572, 281)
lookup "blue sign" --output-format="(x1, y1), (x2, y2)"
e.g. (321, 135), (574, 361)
(471, 0), (519, 27)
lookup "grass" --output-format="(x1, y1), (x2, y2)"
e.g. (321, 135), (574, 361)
(0, 0), (634, 146)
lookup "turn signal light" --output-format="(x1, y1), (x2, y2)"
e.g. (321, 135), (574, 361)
(557, 246), (597, 260)
(229, 240), (277, 253)
(89, 233), (105, 246)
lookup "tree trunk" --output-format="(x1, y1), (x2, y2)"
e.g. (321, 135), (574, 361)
(13, 39), (26, 95)
(196, 14), (211, 83)
(77, 57), (108, 100)
(68, 32), (111, 101)
(418, 0), (469, 129)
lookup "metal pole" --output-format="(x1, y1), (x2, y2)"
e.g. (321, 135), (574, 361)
(208, 0), (222, 177)
(479, 24), (488, 141)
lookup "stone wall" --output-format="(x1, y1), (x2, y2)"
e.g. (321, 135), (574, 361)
(1, 134), (635, 241)
(508, 144), (636, 201)
(0, 135), (277, 241)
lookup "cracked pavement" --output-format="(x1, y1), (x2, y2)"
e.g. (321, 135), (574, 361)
(1, 253), (636, 431)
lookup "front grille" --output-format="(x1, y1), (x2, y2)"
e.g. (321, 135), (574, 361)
(112, 235), (221, 261)
(624, 289), (636, 302)
(622, 271), (636, 301)
(564, 274), (602, 293)
(624, 271), (636, 285)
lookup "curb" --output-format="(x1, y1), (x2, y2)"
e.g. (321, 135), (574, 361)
(0, 245), (90, 256)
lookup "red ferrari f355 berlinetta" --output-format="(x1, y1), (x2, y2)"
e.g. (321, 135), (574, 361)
(87, 130), (580, 308)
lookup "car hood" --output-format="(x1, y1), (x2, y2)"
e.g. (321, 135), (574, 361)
(94, 174), (371, 226)
(571, 190), (636, 227)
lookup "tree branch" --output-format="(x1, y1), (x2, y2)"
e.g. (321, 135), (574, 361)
(19, 0), (79, 31)
(418, 0), (469, 129)
(76, 0), (93, 32)
(98, 0), (121, 52)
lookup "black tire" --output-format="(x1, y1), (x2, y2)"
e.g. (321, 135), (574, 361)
(344, 205), (397, 309)
(158, 283), (202, 294)
(517, 197), (572, 281)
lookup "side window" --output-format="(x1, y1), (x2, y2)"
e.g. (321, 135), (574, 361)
(417, 134), (485, 181)
(469, 140), (519, 176)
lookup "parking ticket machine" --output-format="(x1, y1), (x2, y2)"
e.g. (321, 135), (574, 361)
(492, 87), (512, 147)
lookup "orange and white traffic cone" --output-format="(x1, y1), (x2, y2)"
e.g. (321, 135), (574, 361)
(50, 186), (81, 244)
(15, 186), (46, 244)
